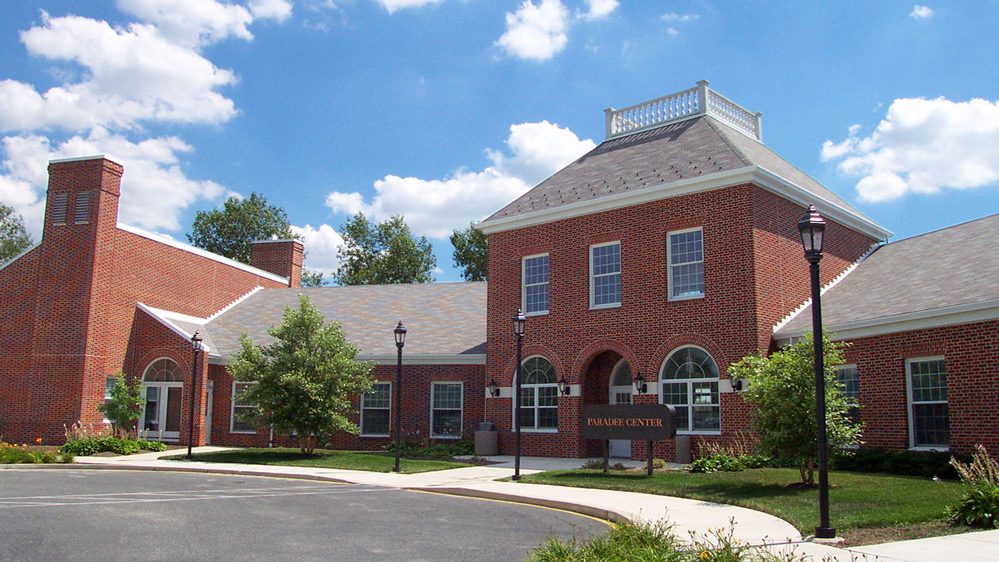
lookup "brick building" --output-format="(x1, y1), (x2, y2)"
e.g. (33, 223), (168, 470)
(1, 82), (995, 458)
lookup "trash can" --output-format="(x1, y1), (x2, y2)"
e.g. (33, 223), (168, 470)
(675, 435), (692, 464)
(474, 421), (498, 456)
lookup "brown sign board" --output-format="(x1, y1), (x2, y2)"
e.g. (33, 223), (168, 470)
(581, 404), (676, 441)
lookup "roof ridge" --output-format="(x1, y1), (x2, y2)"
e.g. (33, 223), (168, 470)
(701, 116), (753, 167)
(883, 211), (999, 246)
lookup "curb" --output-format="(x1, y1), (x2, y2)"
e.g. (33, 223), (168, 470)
(4, 461), (353, 485)
(416, 486), (630, 524)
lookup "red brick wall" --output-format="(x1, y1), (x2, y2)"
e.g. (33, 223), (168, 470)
(207, 363), (485, 449)
(841, 319), (999, 454)
(485, 183), (875, 458)
(0, 247), (40, 440)
(251, 240), (304, 288)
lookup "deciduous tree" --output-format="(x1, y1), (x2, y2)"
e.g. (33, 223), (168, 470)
(188, 193), (294, 264)
(96, 375), (145, 432)
(450, 223), (487, 281)
(333, 213), (436, 285)
(0, 203), (33, 265)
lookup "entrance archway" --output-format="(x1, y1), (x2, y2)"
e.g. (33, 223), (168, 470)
(608, 359), (634, 457)
(138, 358), (184, 441)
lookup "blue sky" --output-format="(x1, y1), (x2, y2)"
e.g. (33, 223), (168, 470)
(2, 1), (998, 281)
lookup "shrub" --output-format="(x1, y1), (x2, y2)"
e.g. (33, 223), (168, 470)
(384, 437), (473, 460)
(948, 445), (999, 528)
(61, 423), (169, 457)
(691, 453), (745, 474)
(0, 441), (64, 464)
(831, 448), (966, 480)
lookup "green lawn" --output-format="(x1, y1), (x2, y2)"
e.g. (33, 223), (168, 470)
(165, 447), (471, 474)
(520, 468), (965, 544)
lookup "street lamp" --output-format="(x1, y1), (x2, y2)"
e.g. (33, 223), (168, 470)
(798, 204), (835, 540)
(512, 309), (525, 481)
(393, 321), (407, 473)
(187, 332), (203, 460)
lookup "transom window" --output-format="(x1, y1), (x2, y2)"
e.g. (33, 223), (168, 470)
(431, 382), (463, 438)
(610, 360), (633, 405)
(361, 382), (391, 437)
(522, 254), (550, 315)
(659, 347), (719, 433)
(143, 358), (183, 382)
(835, 364), (861, 425)
(668, 228), (704, 300)
(590, 242), (621, 308)
(907, 358), (948, 449)
(231, 382), (257, 433)
(517, 356), (558, 430)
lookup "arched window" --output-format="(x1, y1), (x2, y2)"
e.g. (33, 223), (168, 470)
(143, 358), (183, 382)
(609, 359), (633, 405)
(518, 356), (558, 430)
(659, 347), (720, 433)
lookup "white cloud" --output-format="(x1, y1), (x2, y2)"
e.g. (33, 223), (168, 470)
(249, 0), (294, 22)
(0, 129), (225, 236)
(116, 0), (253, 46)
(323, 120), (595, 238)
(661, 12), (699, 23)
(290, 223), (345, 276)
(0, 13), (238, 132)
(910, 5), (934, 20)
(579, 0), (618, 21)
(665, 27), (679, 38)
(497, 0), (569, 61)
(375, 0), (443, 14)
(822, 97), (999, 203)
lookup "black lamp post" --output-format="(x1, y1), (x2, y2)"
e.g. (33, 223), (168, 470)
(798, 204), (835, 540)
(187, 332), (203, 460)
(512, 309), (525, 481)
(393, 321), (407, 473)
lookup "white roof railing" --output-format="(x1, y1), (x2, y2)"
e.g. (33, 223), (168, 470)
(604, 80), (763, 141)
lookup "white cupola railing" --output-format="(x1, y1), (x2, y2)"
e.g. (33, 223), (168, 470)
(604, 80), (763, 142)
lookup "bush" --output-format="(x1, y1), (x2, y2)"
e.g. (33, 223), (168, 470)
(60, 435), (167, 456)
(0, 441), (65, 464)
(948, 445), (999, 529)
(691, 453), (745, 474)
(831, 448), (967, 480)
(384, 437), (473, 460)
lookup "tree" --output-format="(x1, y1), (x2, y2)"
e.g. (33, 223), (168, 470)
(188, 193), (294, 264)
(227, 295), (374, 453)
(300, 268), (327, 287)
(97, 375), (145, 432)
(728, 333), (861, 484)
(333, 213), (436, 285)
(450, 223), (487, 281)
(0, 203), (34, 266)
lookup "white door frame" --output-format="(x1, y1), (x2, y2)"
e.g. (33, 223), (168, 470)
(139, 382), (183, 442)
(205, 381), (214, 445)
(608, 359), (633, 458)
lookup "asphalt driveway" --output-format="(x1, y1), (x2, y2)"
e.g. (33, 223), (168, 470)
(0, 469), (608, 561)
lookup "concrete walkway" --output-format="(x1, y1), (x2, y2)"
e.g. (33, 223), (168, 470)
(68, 448), (992, 561)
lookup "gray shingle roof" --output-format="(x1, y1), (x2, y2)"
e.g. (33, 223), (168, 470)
(480, 115), (868, 227)
(202, 282), (487, 360)
(775, 213), (999, 338)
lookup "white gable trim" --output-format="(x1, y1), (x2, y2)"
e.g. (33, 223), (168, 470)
(206, 286), (264, 321)
(117, 223), (289, 285)
(136, 302), (212, 354)
(477, 165), (892, 241)
(774, 298), (999, 344)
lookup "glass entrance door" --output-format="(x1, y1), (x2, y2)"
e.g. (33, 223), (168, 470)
(140, 383), (183, 441)
(609, 360), (634, 458)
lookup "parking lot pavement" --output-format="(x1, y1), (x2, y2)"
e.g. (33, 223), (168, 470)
(0, 469), (608, 562)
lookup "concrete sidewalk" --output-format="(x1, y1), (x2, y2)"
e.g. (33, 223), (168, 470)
(69, 448), (991, 561)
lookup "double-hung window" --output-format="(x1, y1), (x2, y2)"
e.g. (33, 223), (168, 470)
(835, 364), (861, 425)
(231, 382), (257, 433)
(517, 356), (558, 431)
(907, 358), (948, 449)
(590, 242), (621, 308)
(361, 382), (391, 437)
(668, 228), (704, 300)
(659, 347), (720, 433)
(522, 254), (550, 315)
(431, 382), (463, 438)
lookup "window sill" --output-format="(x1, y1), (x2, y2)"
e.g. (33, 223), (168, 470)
(677, 430), (721, 436)
(669, 294), (704, 302)
(513, 428), (559, 434)
(360, 434), (390, 438)
(589, 303), (621, 311)
(431, 435), (462, 440)
(909, 445), (949, 452)
(229, 430), (257, 435)
(524, 311), (549, 317)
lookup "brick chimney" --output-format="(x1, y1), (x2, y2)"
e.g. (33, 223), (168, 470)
(29, 155), (124, 439)
(250, 239), (304, 288)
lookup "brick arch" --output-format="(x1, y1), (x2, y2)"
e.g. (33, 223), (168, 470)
(500, 343), (566, 383)
(571, 339), (640, 383)
(645, 332), (725, 382)
(134, 348), (192, 382)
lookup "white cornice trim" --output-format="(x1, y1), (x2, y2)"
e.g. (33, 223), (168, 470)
(117, 223), (289, 285)
(208, 353), (487, 366)
(771, 243), (880, 335)
(774, 299), (999, 343)
(0, 242), (40, 272)
(206, 286), (264, 321)
(477, 166), (892, 242)
(136, 302), (212, 353)
(49, 154), (106, 164)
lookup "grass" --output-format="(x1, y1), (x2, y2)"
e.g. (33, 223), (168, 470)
(165, 447), (471, 474)
(519, 467), (966, 545)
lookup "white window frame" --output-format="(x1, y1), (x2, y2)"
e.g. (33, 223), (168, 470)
(512, 355), (559, 433)
(658, 345), (721, 435)
(667, 227), (705, 301)
(589, 241), (622, 309)
(360, 382), (392, 437)
(521, 253), (550, 316)
(906, 356), (949, 451)
(430, 382), (463, 439)
(230, 381), (258, 434)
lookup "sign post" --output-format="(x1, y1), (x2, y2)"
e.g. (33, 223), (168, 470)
(582, 404), (675, 476)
